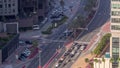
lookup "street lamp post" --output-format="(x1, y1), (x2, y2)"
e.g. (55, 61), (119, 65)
(38, 49), (42, 68)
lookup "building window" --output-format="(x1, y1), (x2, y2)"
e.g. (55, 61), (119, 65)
(4, 0), (6, 2)
(112, 4), (120, 9)
(39, 4), (43, 9)
(13, 9), (15, 12)
(5, 4), (7, 8)
(0, 5), (2, 8)
(12, 3), (15, 6)
(112, 37), (119, 67)
(38, 16), (44, 22)
(111, 18), (120, 23)
(111, 25), (120, 30)
(112, 11), (120, 16)
(112, 0), (120, 1)
(8, 4), (11, 8)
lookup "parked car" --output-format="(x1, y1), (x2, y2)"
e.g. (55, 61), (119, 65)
(50, 13), (64, 19)
(32, 25), (40, 30)
(23, 49), (31, 57)
(25, 40), (32, 44)
(18, 54), (26, 61)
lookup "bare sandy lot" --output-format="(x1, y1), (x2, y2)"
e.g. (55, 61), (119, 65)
(71, 53), (95, 68)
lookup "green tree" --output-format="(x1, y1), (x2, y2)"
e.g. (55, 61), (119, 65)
(93, 33), (111, 55)
(102, 57), (105, 68)
(32, 40), (38, 47)
(85, 58), (89, 63)
(94, 59), (98, 68)
(109, 58), (114, 68)
(117, 57), (120, 62)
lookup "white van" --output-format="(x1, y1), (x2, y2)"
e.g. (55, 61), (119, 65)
(33, 25), (40, 30)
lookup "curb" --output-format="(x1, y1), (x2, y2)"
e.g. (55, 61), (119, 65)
(43, 52), (59, 68)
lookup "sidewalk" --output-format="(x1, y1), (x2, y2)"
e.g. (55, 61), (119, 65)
(71, 20), (110, 68)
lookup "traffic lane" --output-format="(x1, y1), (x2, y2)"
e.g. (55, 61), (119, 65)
(76, 0), (88, 17)
(77, 0), (110, 41)
(59, 48), (83, 68)
(41, 42), (64, 66)
(63, 0), (110, 67)
(27, 0), (82, 68)
(48, 46), (66, 68)
(36, 0), (89, 67)
(64, 51), (83, 68)
(27, 57), (39, 68)
(46, 0), (86, 40)
(40, 25), (67, 65)
(41, 44), (57, 66)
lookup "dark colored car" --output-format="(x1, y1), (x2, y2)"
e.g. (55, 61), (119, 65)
(25, 41), (32, 44)
(18, 55), (26, 61)
(50, 14), (64, 19)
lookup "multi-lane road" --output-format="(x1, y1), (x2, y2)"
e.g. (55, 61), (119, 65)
(77, 0), (110, 42)
(27, 0), (110, 68)
(26, 0), (82, 68)
(58, 0), (110, 68)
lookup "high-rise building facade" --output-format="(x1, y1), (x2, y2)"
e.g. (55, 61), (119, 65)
(0, 0), (18, 16)
(18, 0), (49, 31)
(110, 0), (120, 68)
(0, 0), (18, 34)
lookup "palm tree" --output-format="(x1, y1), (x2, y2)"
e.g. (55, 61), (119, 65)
(109, 58), (114, 68)
(85, 58), (89, 63)
(117, 57), (120, 62)
(110, 58), (114, 63)
(117, 58), (120, 68)
(94, 59), (98, 68)
(32, 40), (38, 47)
(98, 59), (101, 68)
(102, 57), (105, 68)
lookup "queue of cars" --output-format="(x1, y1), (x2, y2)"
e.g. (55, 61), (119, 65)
(55, 43), (86, 68)
(18, 48), (31, 61)
(18, 40), (32, 61)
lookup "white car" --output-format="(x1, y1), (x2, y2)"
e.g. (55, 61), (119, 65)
(23, 49), (31, 57)
(80, 45), (85, 50)
(33, 25), (40, 30)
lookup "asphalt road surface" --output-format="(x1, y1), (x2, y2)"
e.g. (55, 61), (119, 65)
(76, 0), (110, 42)
(63, 0), (110, 68)
(27, 0), (111, 67)
(27, 1), (82, 68)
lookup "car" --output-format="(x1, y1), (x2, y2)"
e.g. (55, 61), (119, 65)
(80, 45), (85, 50)
(64, 52), (69, 56)
(55, 63), (59, 68)
(25, 41), (32, 44)
(19, 40), (25, 44)
(23, 49), (31, 56)
(19, 40), (26, 46)
(50, 14), (64, 19)
(32, 25), (40, 30)
(18, 55), (26, 61)
(21, 53), (27, 58)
